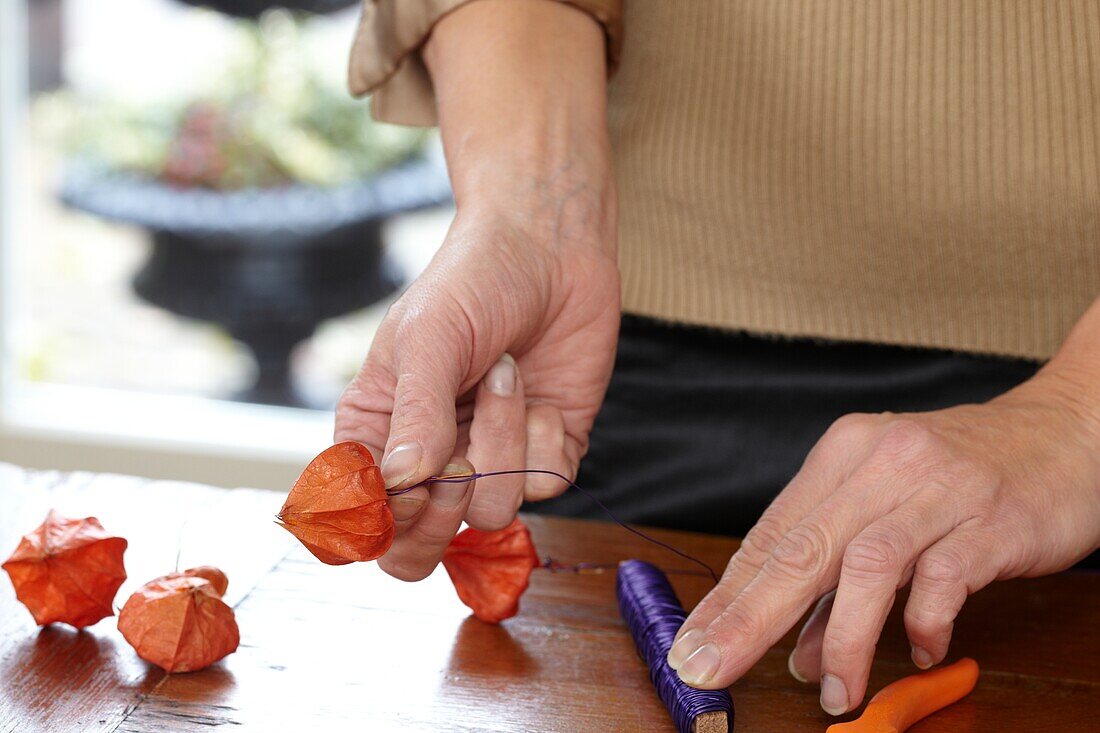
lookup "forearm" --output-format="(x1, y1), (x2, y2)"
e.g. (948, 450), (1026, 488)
(423, 0), (616, 253)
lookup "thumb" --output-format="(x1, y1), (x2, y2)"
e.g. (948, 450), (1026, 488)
(380, 324), (467, 492)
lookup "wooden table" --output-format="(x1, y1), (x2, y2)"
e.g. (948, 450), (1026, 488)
(1, 463), (1098, 732)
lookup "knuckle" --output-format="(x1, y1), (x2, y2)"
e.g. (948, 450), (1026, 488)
(739, 518), (787, 564)
(843, 531), (903, 583)
(875, 419), (938, 463)
(823, 413), (876, 446)
(712, 604), (764, 643)
(907, 552), (971, 637)
(916, 550), (966, 590)
(771, 524), (832, 579)
(905, 601), (958, 639)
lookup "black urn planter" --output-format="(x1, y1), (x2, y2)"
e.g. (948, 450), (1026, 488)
(60, 157), (452, 406)
(178, 0), (358, 19)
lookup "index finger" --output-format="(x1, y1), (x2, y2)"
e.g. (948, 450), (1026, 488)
(679, 468), (911, 689)
(380, 333), (463, 493)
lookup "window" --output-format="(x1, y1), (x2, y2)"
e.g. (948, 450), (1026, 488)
(0, 0), (453, 485)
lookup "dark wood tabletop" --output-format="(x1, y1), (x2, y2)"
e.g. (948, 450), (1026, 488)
(1, 462), (1097, 732)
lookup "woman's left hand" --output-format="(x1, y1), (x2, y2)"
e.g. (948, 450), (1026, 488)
(665, 367), (1100, 715)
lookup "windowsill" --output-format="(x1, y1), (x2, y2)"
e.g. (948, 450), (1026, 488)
(2, 381), (334, 464)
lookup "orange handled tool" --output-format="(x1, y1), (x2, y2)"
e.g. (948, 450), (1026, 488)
(827, 658), (979, 733)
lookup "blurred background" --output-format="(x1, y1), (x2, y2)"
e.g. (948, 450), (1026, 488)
(0, 0), (455, 489)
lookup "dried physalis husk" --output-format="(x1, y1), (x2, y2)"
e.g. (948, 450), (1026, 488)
(277, 442), (395, 564)
(2, 510), (128, 628)
(442, 518), (539, 623)
(117, 566), (239, 673)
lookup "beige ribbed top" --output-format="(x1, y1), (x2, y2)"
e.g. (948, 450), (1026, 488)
(351, 0), (1100, 360)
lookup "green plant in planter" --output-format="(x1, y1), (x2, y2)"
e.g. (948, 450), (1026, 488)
(38, 9), (427, 190)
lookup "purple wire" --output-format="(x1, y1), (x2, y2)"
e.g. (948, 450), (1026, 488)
(392, 469), (718, 582)
(541, 558), (713, 578)
(617, 560), (734, 733)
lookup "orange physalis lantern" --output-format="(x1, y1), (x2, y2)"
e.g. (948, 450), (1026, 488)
(278, 445), (542, 621)
(176, 565), (229, 596)
(118, 566), (239, 673)
(442, 518), (540, 623)
(2, 510), (128, 628)
(276, 441), (395, 564)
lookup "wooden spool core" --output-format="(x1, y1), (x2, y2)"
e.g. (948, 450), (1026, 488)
(692, 710), (729, 733)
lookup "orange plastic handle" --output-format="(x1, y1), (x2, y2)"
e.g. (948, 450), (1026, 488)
(827, 658), (980, 733)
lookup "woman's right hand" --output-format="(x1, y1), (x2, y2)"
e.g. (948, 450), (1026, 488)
(335, 0), (618, 582)
(336, 197), (619, 581)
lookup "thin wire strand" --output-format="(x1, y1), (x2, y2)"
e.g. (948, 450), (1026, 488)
(540, 558), (713, 578)
(390, 469), (718, 582)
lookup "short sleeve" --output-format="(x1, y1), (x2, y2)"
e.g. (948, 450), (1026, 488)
(348, 0), (623, 127)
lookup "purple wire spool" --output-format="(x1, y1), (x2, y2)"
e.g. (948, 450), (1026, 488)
(616, 560), (734, 733)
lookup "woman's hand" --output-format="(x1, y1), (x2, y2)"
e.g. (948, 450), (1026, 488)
(336, 205), (619, 581)
(335, 0), (618, 583)
(666, 359), (1100, 714)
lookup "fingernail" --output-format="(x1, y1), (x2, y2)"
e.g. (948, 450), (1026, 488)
(787, 650), (808, 683)
(820, 674), (849, 716)
(677, 643), (721, 687)
(485, 354), (516, 396)
(381, 442), (421, 490)
(440, 462), (475, 479)
(390, 496), (426, 521)
(432, 467), (470, 508)
(912, 646), (934, 669)
(667, 628), (704, 670)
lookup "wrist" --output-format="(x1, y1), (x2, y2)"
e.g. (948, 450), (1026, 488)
(1026, 299), (1100, 452)
(423, 0), (616, 255)
(457, 151), (617, 256)
(1010, 363), (1100, 459)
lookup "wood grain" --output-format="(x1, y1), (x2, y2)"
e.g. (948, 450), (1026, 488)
(0, 464), (291, 733)
(1, 464), (1098, 732)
